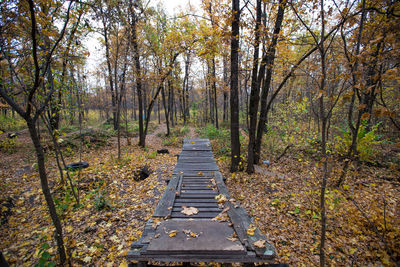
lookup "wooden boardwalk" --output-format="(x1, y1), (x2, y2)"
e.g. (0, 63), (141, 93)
(127, 139), (276, 265)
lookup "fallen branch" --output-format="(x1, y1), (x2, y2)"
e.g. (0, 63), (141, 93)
(275, 144), (293, 162)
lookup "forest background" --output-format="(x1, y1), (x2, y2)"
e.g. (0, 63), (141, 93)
(0, 0), (399, 266)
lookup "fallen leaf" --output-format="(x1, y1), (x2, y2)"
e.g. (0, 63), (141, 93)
(181, 206), (199, 216)
(83, 256), (92, 263)
(215, 194), (227, 204)
(253, 239), (266, 248)
(168, 230), (178, 237)
(227, 235), (238, 242)
(247, 225), (256, 236)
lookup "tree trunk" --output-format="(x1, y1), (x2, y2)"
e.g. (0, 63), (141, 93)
(161, 85), (170, 136)
(246, 0), (262, 173)
(131, 15), (145, 147)
(168, 80), (175, 127)
(212, 58), (219, 128)
(223, 56), (229, 122)
(230, 0), (240, 172)
(253, 0), (287, 165)
(246, 0), (261, 173)
(27, 119), (66, 264)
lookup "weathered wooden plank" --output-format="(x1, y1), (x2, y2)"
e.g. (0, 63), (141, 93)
(182, 186), (212, 190)
(179, 151), (213, 157)
(172, 207), (221, 212)
(174, 198), (216, 203)
(181, 147), (211, 151)
(173, 202), (219, 208)
(174, 170), (215, 179)
(170, 211), (221, 218)
(178, 194), (217, 199)
(178, 157), (216, 163)
(182, 183), (212, 187)
(180, 189), (217, 193)
(175, 162), (219, 171)
(182, 177), (214, 180)
(145, 220), (245, 255)
(184, 138), (210, 143)
(153, 175), (181, 217)
(173, 170), (215, 177)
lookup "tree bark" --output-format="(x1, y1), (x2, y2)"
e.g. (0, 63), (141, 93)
(230, 0), (240, 172)
(253, 0), (287, 165)
(130, 11), (145, 147)
(161, 85), (170, 136)
(28, 119), (67, 264)
(246, 0), (262, 173)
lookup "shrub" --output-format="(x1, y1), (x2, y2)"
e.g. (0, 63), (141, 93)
(0, 138), (19, 153)
(162, 136), (180, 146)
(94, 192), (111, 211)
(333, 123), (384, 162)
(196, 124), (231, 156)
(0, 114), (25, 131)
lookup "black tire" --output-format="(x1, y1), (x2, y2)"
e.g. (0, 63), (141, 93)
(66, 162), (89, 170)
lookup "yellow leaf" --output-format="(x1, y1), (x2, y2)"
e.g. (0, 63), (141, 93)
(247, 226), (256, 236)
(168, 230), (178, 237)
(215, 194), (227, 204)
(83, 256), (92, 263)
(253, 239), (266, 248)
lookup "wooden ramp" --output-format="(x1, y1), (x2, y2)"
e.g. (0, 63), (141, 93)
(127, 139), (276, 265)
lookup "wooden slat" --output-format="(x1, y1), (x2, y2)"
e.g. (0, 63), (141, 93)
(173, 202), (219, 208)
(178, 157), (216, 163)
(174, 198), (216, 203)
(172, 207), (221, 212)
(178, 194), (217, 199)
(179, 151), (213, 157)
(153, 174), (181, 217)
(182, 186), (212, 190)
(181, 189), (216, 193)
(175, 163), (219, 171)
(174, 171), (215, 176)
(182, 144), (212, 151)
(184, 138), (210, 143)
(171, 211), (220, 218)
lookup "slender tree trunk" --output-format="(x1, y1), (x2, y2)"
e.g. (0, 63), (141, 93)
(212, 58), (219, 128)
(253, 0), (287, 165)
(230, 0), (240, 172)
(161, 85), (170, 136)
(157, 99), (161, 124)
(27, 119), (66, 264)
(319, 1), (327, 265)
(131, 14), (145, 147)
(168, 80), (175, 127)
(246, 0), (262, 173)
(223, 56), (229, 122)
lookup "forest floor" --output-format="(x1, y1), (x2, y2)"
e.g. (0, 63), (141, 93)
(0, 123), (399, 266)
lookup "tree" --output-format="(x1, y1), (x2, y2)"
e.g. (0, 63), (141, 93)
(247, 0), (287, 173)
(0, 1), (78, 263)
(230, 0), (240, 172)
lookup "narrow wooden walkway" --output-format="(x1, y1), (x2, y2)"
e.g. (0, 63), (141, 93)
(127, 139), (277, 265)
